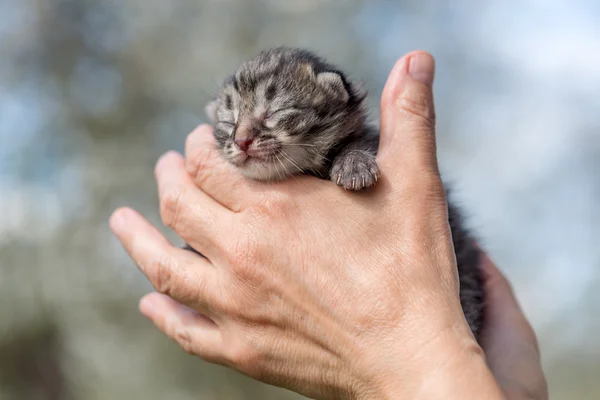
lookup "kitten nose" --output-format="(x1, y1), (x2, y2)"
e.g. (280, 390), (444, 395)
(235, 137), (254, 152)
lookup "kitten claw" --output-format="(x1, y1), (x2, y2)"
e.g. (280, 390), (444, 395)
(330, 151), (379, 191)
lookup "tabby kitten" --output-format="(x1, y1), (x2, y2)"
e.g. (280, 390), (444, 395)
(194, 47), (484, 337)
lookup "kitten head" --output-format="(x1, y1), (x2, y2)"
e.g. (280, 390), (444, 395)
(208, 47), (367, 181)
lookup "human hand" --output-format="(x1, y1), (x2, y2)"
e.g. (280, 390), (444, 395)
(110, 51), (504, 399)
(479, 253), (548, 399)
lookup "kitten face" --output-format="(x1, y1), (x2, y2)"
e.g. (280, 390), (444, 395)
(209, 48), (366, 181)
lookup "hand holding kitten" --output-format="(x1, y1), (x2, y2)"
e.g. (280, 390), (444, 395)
(110, 52), (546, 400)
(188, 46), (485, 336)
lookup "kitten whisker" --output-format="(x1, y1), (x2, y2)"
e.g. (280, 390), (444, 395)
(274, 155), (285, 180)
(276, 154), (296, 180)
(316, 154), (331, 163)
(278, 153), (301, 181)
(280, 151), (304, 174)
(311, 168), (325, 179)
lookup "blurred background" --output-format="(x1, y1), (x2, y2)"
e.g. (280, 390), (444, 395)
(1, 0), (599, 399)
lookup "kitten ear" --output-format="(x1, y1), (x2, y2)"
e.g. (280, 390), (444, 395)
(352, 81), (368, 102)
(317, 72), (350, 103)
(205, 99), (219, 123)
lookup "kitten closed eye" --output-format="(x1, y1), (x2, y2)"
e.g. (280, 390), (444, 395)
(265, 109), (287, 118)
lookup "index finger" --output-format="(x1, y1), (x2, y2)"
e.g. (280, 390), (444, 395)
(185, 125), (262, 212)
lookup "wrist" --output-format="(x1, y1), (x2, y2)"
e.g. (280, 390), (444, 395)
(352, 323), (504, 400)
(410, 334), (503, 400)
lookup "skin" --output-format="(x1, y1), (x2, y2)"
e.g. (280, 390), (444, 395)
(110, 51), (548, 400)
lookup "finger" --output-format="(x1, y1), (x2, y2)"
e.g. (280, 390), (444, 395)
(185, 124), (261, 212)
(480, 253), (540, 355)
(110, 207), (221, 317)
(139, 293), (225, 363)
(155, 151), (235, 258)
(479, 253), (548, 400)
(377, 51), (440, 181)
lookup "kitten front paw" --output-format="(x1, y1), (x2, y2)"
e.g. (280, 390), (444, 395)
(330, 151), (379, 191)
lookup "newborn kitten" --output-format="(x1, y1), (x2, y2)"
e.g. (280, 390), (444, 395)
(191, 47), (484, 338)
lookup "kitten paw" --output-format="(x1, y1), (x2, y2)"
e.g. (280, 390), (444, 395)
(330, 151), (379, 191)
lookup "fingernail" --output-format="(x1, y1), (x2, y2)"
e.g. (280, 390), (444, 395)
(408, 52), (435, 87)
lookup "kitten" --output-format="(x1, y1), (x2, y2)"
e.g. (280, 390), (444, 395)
(189, 47), (484, 338)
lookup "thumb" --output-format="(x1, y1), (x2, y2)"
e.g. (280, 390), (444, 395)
(377, 51), (438, 177)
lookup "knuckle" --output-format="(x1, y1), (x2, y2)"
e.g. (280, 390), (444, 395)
(173, 326), (195, 355)
(189, 145), (219, 185)
(151, 255), (174, 296)
(226, 340), (262, 374)
(226, 244), (271, 298)
(160, 187), (186, 229)
(227, 231), (263, 270)
(230, 250), (263, 283)
(398, 92), (436, 126)
(212, 276), (244, 317)
(216, 294), (239, 317)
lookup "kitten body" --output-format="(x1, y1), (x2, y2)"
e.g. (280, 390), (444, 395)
(193, 47), (484, 338)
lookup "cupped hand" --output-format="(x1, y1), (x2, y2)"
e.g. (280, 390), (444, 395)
(109, 52), (539, 399)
